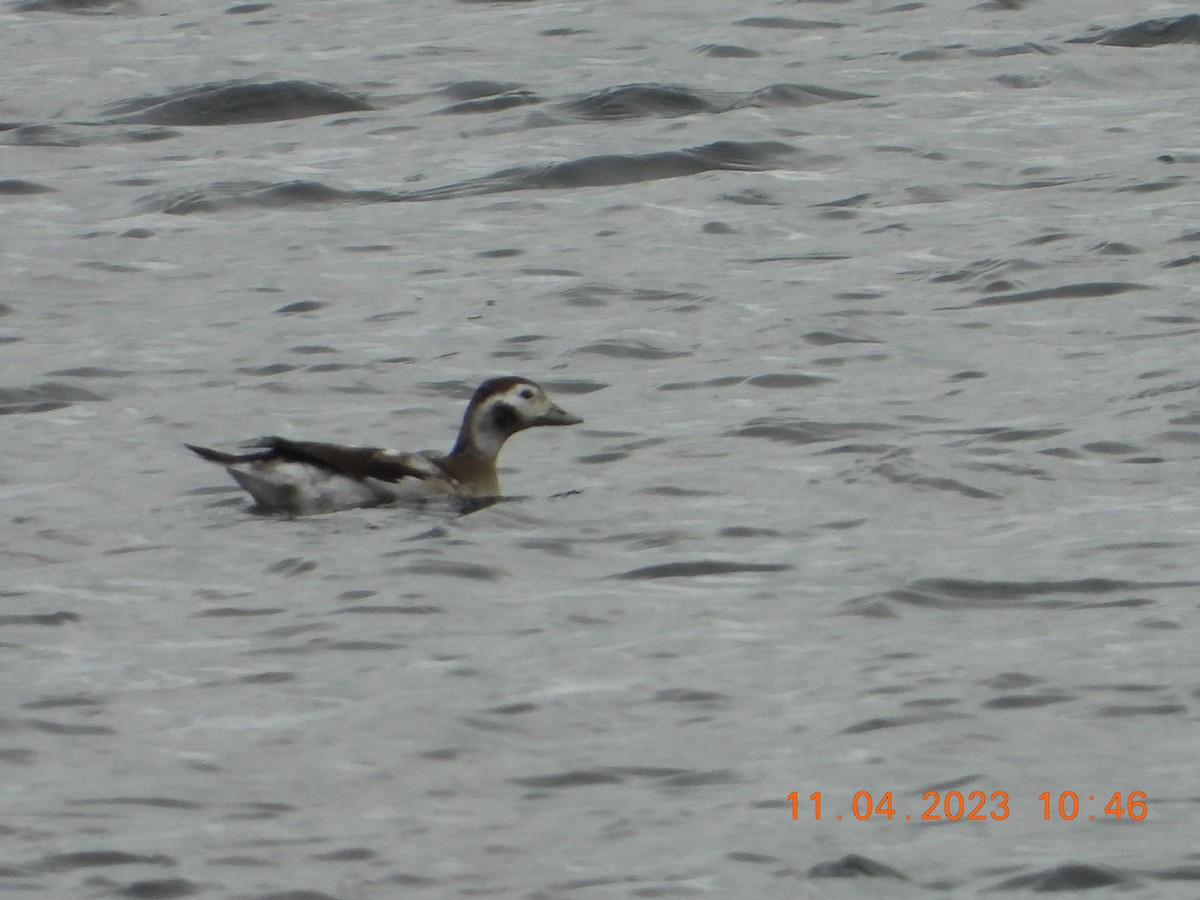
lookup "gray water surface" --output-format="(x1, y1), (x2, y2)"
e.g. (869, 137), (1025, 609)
(3, 1), (1199, 897)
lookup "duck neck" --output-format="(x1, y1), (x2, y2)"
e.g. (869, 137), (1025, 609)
(442, 414), (509, 496)
(451, 415), (507, 463)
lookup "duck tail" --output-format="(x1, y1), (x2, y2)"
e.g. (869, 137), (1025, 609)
(185, 443), (245, 466)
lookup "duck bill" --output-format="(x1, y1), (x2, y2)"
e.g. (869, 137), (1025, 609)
(536, 403), (582, 426)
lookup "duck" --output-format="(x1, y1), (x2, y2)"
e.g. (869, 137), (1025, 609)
(186, 376), (582, 515)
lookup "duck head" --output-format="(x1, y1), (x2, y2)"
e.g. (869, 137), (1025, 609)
(452, 376), (582, 461)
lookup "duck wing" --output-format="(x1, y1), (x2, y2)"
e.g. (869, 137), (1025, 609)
(238, 436), (442, 483)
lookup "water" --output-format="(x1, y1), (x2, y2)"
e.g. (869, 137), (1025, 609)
(3, 1), (1199, 897)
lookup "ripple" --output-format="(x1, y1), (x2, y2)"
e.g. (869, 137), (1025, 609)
(991, 864), (1132, 891)
(653, 688), (730, 705)
(658, 376), (746, 391)
(333, 604), (443, 615)
(1098, 703), (1188, 717)
(967, 282), (1152, 307)
(809, 854), (909, 879)
(735, 17), (847, 30)
(849, 577), (1200, 615)
(572, 339), (688, 360)
(37, 851), (175, 872)
(0, 178), (55, 195)
(512, 766), (729, 790)
(549, 81), (870, 121)
(842, 711), (969, 733)
(13, 0), (135, 11)
(0, 382), (107, 415)
(103, 80), (375, 125)
(25, 718), (115, 735)
(746, 373), (834, 389)
(21, 695), (104, 710)
(142, 141), (807, 213)
(729, 417), (895, 444)
(872, 460), (1003, 500)
(983, 692), (1075, 709)
(612, 560), (791, 580)
(557, 83), (721, 119)
(696, 43), (760, 58)
(0, 611), (80, 626)
(45, 366), (134, 377)
(115, 878), (199, 898)
(1070, 15), (1200, 47)
(802, 330), (879, 346)
(404, 560), (506, 580)
(74, 796), (203, 810)
(435, 90), (540, 115)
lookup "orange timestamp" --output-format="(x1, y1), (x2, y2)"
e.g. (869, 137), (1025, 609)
(788, 790), (1148, 822)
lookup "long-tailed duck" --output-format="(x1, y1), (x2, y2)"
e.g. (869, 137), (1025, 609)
(186, 376), (582, 515)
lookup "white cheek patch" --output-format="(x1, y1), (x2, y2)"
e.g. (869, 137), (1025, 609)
(498, 387), (552, 424)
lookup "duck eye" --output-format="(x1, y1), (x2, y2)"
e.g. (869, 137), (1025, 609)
(518, 388), (534, 400)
